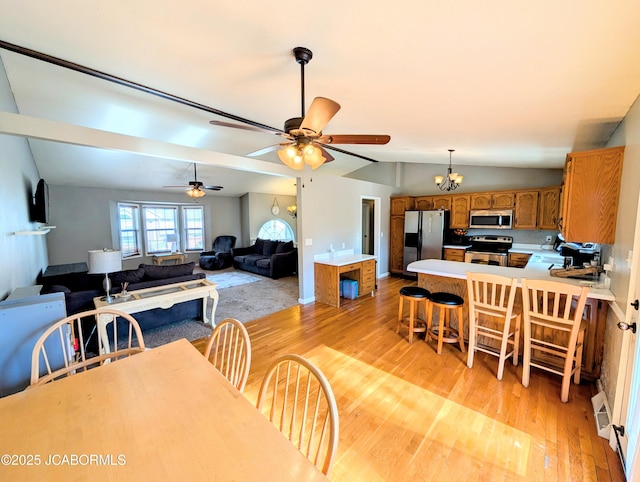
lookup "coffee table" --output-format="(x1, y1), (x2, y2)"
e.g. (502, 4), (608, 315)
(93, 279), (219, 350)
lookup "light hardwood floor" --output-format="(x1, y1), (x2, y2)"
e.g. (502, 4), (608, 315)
(192, 275), (625, 481)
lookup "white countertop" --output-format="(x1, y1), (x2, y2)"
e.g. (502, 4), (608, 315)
(314, 253), (376, 267)
(407, 259), (614, 301)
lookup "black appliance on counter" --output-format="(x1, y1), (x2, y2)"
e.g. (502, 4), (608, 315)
(559, 242), (600, 266)
(464, 235), (513, 266)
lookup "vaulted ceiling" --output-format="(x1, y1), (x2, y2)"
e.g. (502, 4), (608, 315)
(1, 1), (640, 197)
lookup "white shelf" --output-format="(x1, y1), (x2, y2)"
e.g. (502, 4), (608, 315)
(13, 225), (56, 235)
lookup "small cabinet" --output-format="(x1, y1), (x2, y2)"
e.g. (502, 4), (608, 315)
(391, 196), (414, 215)
(360, 259), (376, 294)
(561, 146), (624, 243)
(431, 195), (451, 211)
(414, 196), (434, 211)
(444, 248), (466, 262)
(508, 252), (531, 268)
(514, 191), (539, 229)
(538, 186), (561, 230)
(450, 195), (470, 229)
(470, 191), (515, 210)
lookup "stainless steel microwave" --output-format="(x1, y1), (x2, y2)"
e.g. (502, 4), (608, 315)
(468, 209), (513, 229)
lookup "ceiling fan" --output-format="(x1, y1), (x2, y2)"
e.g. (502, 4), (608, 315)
(163, 163), (223, 198)
(209, 47), (390, 170)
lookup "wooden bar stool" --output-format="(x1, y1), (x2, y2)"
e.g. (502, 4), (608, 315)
(397, 286), (430, 343)
(427, 292), (466, 354)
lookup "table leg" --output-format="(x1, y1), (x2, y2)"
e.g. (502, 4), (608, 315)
(203, 288), (219, 327)
(96, 313), (115, 355)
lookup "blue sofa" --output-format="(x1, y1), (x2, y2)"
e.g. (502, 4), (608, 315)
(232, 238), (297, 279)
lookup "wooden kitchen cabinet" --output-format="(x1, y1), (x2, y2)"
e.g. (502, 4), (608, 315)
(450, 195), (470, 228)
(538, 186), (561, 230)
(431, 195), (451, 211)
(470, 191), (515, 210)
(391, 196), (414, 215)
(414, 196), (434, 210)
(513, 191), (538, 229)
(444, 247), (466, 262)
(507, 252), (531, 268)
(390, 215), (405, 274)
(561, 146), (624, 243)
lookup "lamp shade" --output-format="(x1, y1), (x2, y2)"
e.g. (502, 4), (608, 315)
(88, 249), (122, 274)
(166, 234), (178, 243)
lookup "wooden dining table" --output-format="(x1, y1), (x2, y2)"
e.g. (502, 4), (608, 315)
(0, 338), (328, 481)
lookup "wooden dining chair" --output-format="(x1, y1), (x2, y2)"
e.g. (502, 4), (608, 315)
(466, 272), (521, 380)
(256, 354), (339, 476)
(203, 317), (251, 393)
(30, 308), (145, 386)
(520, 278), (589, 403)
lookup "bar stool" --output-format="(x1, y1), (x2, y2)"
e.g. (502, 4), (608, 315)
(427, 292), (466, 354)
(397, 286), (430, 343)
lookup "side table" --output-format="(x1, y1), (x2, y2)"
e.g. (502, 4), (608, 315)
(152, 253), (186, 265)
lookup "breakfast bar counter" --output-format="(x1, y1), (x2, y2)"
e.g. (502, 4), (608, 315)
(407, 259), (614, 379)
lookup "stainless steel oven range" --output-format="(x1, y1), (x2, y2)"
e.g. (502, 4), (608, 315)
(464, 235), (513, 266)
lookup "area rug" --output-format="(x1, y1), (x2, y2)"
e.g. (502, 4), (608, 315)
(142, 319), (213, 348)
(206, 270), (261, 290)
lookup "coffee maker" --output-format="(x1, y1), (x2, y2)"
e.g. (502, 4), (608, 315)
(559, 242), (600, 267)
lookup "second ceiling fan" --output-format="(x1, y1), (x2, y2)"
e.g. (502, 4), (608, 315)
(209, 47), (390, 170)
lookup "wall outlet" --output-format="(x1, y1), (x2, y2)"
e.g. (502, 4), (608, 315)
(546, 235), (553, 242)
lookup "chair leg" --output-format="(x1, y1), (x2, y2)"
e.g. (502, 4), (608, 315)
(408, 300), (415, 344)
(513, 314), (521, 367)
(456, 305), (465, 353)
(497, 319), (510, 381)
(574, 329), (585, 384)
(466, 314), (476, 369)
(397, 297), (403, 334)
(522, 336), (531, 388)
(437, 306), (445, 355)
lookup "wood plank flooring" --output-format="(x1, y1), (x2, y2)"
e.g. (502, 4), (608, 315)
(192, 275), (625, 481)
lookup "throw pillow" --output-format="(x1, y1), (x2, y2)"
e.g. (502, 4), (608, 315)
(276, 240), (294, 253)
(140, 262), (195, 280)
(262, 239), (276, 256)
(110, 267), (145, 286)
(253, 237), (265, 254)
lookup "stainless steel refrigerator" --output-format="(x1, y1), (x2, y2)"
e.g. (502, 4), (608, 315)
(403, 210), (448, 277)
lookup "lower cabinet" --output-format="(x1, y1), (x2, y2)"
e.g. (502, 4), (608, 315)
(507, 252), (531, 268)
(444, 248), (466, 262)
(390, 215), (405, 274)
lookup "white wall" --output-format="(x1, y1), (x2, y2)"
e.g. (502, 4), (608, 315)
(599, 93), (640, 406)
(0, 57), (48, 300)
(297, 170), (395, 302)
(243, 192), (297, 245)
(47, 185), (242, 269)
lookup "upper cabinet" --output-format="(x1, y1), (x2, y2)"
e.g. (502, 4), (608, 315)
(514, 191), (539, 229)
(414, 195), (451, 211)
(391, 196), (414, 215)
(560, 146), (624, 243)
(414, 196), (434, 211)
(450, 195), (471, 228)
(538, 186), (561, 230)
(470, 191), (515, 210)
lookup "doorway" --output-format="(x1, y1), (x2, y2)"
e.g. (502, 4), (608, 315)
(361, 198), (375, 255)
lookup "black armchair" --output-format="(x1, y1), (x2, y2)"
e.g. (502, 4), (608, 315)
(199, 235), (237, 270)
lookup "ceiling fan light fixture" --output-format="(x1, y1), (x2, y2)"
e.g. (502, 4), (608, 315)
(186, 187), (205, 198)
(278, 148), (304, 170)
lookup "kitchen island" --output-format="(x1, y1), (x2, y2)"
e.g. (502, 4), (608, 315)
(407, 258), (614, 379)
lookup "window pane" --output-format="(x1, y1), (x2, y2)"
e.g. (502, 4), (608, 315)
(144, 206), (178, 254)
(257, 220), (294, 241)
(184, 206), (204, 251)
(118, 203), (140, 258)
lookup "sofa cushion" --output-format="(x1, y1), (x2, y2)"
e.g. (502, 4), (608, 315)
(255, 258), (271, 269)
(262, 240), (278, 256)
(40, 284), (72, 295)
(276, 240), (294, 253)
(110, 267), (145, 286)
(253, 238), (265, 254)
(139, 262), (195, 281)
(239, 254), (265, 266)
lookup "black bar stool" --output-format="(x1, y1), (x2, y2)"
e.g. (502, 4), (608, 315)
(427, 292), (466, 354)
(397, 286), (430, 343)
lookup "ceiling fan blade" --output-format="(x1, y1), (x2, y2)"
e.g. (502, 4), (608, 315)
(163, 185), (190, 188)
(320, 134), (391, 145)
(315, 142), (380, 163)
(246, 144), (287, 157)
(300, 97), (341, 134)
(209, 120), (283, 135)
(203, 185), (224, 191)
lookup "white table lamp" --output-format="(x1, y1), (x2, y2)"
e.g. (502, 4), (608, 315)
(88, 249), (122, 302)
(166, 234), (178, 253)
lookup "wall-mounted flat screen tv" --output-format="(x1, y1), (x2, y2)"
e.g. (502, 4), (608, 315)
(31, 179), (49, 224)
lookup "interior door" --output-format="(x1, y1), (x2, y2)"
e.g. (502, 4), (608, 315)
(361, 199), (374, 255)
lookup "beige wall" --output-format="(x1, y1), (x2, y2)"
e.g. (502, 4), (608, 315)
(600, 93), (640, 406)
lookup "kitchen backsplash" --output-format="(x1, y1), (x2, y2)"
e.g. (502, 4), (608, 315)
(463, 229), (557, 246)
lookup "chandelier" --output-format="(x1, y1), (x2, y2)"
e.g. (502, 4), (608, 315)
(277, 140), (327, 170)
(434, 149), (463, 191)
